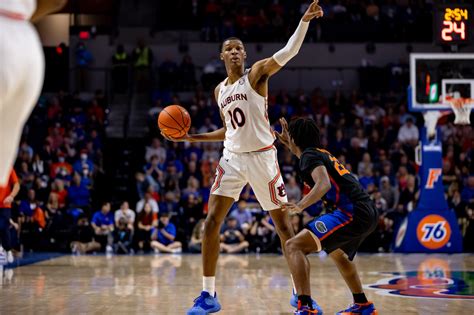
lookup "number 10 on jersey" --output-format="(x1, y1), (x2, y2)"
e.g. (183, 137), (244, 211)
(227, 107), (246, 129)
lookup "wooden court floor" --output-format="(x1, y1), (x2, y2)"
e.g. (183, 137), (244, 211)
(1, 253), (473, 314)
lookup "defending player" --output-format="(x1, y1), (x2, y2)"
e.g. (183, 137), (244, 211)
(276, 117), (378, 315)
(162, 1), (323, 313)
(0, 0), (66, 187)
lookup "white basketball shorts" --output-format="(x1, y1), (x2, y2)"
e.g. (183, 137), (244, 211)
(0, 15), (44, 185)
(211, 146), (288, 210)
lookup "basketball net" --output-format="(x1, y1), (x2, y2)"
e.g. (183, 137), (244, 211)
(423, 111), (443, 139)
(444, 95), (473, 125)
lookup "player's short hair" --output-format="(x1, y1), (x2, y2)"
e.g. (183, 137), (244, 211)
(221, 37), (244, 51)
(288, 118), (321, 150)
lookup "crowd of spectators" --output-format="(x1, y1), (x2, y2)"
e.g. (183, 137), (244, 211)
(5, 90), (108, 254)
(3, 69), (474, 258)
(155, 0), (433, 42)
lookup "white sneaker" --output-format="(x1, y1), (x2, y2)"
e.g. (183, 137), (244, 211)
(106, 245), (113, 253)
(6, 251), (13, 264)
(171, 247), (182, 254)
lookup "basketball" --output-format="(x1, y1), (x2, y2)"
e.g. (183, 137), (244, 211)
(158, 105), (191, 138)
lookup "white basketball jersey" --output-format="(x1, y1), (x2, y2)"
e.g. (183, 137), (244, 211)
(0, 0), (36, 19)
(218, 69), (275, 153)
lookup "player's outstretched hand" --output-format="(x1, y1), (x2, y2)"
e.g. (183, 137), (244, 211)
(280, 202), (304, 214)
(161, 132), (192, 142)
(302, 0), (324, 22)
(275, 117), (291, 147)
(276, 117), (299, 155)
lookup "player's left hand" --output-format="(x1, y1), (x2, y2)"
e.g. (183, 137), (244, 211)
(3, 195), (14, 205)
(302, 0), (324, 22)
(280, 202), (304, 214)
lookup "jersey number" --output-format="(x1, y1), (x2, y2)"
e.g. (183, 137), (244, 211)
(317, 148), (350, 176)
(227, 107), (246, 129)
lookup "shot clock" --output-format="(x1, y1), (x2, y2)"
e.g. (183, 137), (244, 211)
(434, 4), (472, 45)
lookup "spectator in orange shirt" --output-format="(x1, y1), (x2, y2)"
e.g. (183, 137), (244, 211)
(0, 169), (20, 263)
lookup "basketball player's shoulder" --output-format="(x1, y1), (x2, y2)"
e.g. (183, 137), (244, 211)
(214, 83), (222, 100)
(299, 148), (326, 173)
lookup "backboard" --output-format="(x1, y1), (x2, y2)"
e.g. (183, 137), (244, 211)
(408, 53), (474, 111)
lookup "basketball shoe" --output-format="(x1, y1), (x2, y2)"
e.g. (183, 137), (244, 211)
(294, 301), (321, 314)
(337, 302), (377, 315)
(187, 291), (221, 314)
(290, 291), (323, 314)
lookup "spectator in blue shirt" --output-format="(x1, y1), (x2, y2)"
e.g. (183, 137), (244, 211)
(68, 172), (90, 208)
(229, 199), (253, 233)
(73, 150), (94, 174)
(91, 201), (114, 252)
(150, 213), (182, 253)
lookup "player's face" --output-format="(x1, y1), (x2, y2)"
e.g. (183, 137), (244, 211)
(220, 40), (247, 67)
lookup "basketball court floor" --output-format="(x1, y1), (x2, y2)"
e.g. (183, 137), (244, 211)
(1, 253), (473, 314)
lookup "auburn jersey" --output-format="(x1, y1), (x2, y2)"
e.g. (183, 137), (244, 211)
(0, 0), (36, 19)
(217, 69), (275, 153)
(299, 148), (370, 212)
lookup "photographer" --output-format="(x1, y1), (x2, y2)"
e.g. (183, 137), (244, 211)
(150, 212), (182, 253)
(220, 216), (249, 254)
(248, 211), (277, 253)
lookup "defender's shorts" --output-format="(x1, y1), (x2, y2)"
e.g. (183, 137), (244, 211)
(305, 200), (378, 260)
(211, 146), (287, 210)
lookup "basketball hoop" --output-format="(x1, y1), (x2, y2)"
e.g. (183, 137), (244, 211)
(445, 95), (473, 125)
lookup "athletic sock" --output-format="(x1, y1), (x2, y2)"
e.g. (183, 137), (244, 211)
(203, 276), (215, 296)
(298, 295), (313, 309)
(353, 292), (368, 304)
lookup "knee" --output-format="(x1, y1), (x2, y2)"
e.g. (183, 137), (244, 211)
(204, 215), (223, 233)
(285, 238), (299, 255)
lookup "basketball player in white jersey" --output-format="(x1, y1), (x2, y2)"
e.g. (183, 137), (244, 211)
(163, 1), (323, 313)
(0, 0), (66, 187)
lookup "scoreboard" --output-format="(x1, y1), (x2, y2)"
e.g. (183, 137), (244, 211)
(434, 4), (472, 45)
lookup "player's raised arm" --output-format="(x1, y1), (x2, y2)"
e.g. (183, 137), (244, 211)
(161, 85), (226, 143)
(249, 0), (323, 81)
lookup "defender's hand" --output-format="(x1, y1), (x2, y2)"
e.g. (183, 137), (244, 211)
(302, 0), (324, 22)
(280, 202), (304, 214)
(275, 118), (291, 147)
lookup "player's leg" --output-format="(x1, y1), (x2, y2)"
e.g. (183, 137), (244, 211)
(202, 194), (234, 277)
(248, 148), (321, 312)
(285, 229), (321, 298)
(0, 20), (44, 185)
(330, 249), (364, 295)
(188, 151), (245, 314)
(331, 249), (377, 315)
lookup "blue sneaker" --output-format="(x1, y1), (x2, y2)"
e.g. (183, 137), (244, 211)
(290, 292), (323, 314)
(187, 291), (221, 314)
(336, 302), (377, 315)
(294, 305), (320, 314)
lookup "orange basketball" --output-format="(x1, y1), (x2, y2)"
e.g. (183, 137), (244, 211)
(158, 105), (191, 139)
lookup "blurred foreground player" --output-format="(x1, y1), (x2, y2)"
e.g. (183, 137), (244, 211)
(276, 118), (378, 315)
(0, 0), (66, 186)
(0, 169), (20, 264)
(162, 2), (323, 314)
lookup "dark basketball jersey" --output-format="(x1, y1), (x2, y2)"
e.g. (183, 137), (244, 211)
(299, 147), (370, 212)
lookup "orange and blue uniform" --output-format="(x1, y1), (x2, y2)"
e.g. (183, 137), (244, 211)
(299, 148), (378, 261)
